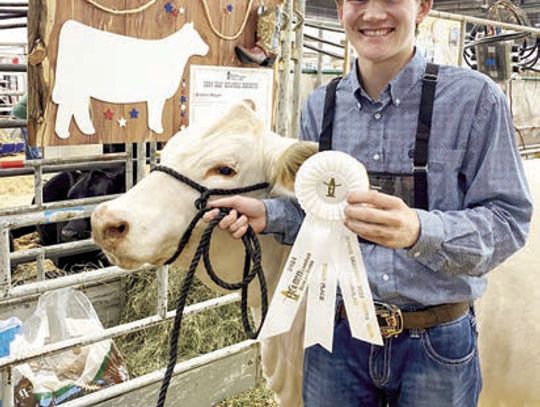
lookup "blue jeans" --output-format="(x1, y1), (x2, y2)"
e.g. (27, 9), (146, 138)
(303, 308), (481, 407)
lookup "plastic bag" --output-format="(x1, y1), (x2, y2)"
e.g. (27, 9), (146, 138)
(10, 288), (129, 406)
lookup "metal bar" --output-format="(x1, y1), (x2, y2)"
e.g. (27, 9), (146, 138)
(10, 239), (98, 266)
(316, 28), (323, 88)
(149, 141), (157, 168)
(136, 143), (146, 182)
(125, 143), (134, 190)
(0, 160), (126, 177)
(305, 21), (343, 33)
(275, 0), (294, 136)
(33, 163), (42, 207)
(303, 42), (344, 60)
(157, 265), (168, 319)
(0, 118), (26, 128)
(304, 32), (344, 49)
(0, 202), (98, 227)
(0, 12), (26, 20)
(0, 227), (10, 297)
(0, 195), (117, 218)
(23, 152), (127, 167)
(0, 23), (26, 29)
(0, 8), (27, 13)
(343, 39), (351, 75)
(36, 252), (45, 281)
(2, 264), (143, 301)
(291, 0), (305, 139)
(429, 9), (540, 36)
(1, 367), (13, 407)
(458, 20), (466, 67)
(61, 339), (256, 407)
(0, 293), (239, 368)
(0, 90), (23, 96)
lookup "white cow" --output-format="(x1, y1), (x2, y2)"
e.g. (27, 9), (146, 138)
(91, 104), (539, 407)
(52, 21), (209, 139)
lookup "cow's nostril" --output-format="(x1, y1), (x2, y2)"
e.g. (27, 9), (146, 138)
(104, 221), (129, 240)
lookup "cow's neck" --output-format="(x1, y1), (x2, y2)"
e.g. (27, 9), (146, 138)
(175, 226), (289, 308)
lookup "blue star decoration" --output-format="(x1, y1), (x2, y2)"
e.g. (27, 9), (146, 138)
(226, 3), (233, 13)
(129, 108), (139, 119)
(180, 95), (187, 103)
(164, 2), (174, 13)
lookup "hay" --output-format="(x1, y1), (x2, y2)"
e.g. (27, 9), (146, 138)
(116, 266), (279, 405)
(116, 266), (247, 377)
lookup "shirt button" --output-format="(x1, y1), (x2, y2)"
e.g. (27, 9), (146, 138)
(394, 98), (401, 106)
(356, 102), (362, 110)
(383, 274), (389, 281)
(373, 153), (380, 161)
(374, 112), (382, 120)
(413, 252), (421, 258)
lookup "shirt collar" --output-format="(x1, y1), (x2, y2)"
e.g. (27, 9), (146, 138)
(344, 48), (427, 107)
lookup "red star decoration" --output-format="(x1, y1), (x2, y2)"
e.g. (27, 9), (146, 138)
(172, 8), (179, 17)
(104, 108), (114, 120)
(12, 57), (19, 65)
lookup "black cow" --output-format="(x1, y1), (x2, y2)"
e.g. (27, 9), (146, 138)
(10, 167), (126, 272)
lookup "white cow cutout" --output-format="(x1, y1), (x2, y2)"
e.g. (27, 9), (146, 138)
(52, 20), (209, 140)
(91, 104), (540, 407)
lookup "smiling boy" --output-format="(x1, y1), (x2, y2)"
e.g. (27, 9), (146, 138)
(205, 0), (532, 405)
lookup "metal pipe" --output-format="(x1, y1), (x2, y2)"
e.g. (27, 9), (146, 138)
(61, 339), (256, 407)
(136, 143), (146, 182)
(0, 12), (26, 20)
(429, 9), (540, 37)
(303, 42), (344, 60)
(305, 21), (343, 33)
(304, 32), (344, 49)
(157, 265), (168, 319)
(316, 28), (323, 88)
(276, 0), (294, 136)
(1, 367), (13, 407)
(0, 119), (26, 128)
(126, 143), (134, 190)
(458, 20), (466, 67)
(0, 160), (126, 177)
(0, 201), (98, 226)
(2, 264), (144, 301)
(33, 163), (42, 207)
(0, 293), (239, 367)
(0, 227), (10, 297)
(23, 152), (127, 167)
(291, 0), (306, 139)
(10, 239), (98, 266)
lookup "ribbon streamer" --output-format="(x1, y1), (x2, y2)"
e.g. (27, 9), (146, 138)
(259, 151), (383, 350)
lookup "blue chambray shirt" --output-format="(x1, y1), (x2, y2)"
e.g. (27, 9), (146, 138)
(263, 50), (533, 307)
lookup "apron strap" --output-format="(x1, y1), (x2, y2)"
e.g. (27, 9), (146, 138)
(319, 77), (341, 152)
(414, 62), (439, 210)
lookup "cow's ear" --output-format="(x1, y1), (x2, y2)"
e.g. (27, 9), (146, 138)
(271, 141), (318, 196)
(202, 102), (264, 139)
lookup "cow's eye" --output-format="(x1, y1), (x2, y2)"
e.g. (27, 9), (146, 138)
(217, 166), (236, 176)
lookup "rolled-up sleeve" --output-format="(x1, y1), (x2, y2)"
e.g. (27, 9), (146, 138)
(408, 82), (533, 276)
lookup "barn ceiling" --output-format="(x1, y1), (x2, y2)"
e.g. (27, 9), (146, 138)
(305, 0), (540, 28)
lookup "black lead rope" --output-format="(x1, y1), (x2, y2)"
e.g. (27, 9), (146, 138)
(151, 165), (270, 407)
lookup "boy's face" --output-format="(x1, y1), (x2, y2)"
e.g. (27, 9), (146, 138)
(337, 0), (431, 65)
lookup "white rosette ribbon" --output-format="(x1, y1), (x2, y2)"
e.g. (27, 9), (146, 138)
(259, 151), (383, 350)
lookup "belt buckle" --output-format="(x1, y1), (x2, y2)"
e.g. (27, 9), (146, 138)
(375, 302), (403, 338)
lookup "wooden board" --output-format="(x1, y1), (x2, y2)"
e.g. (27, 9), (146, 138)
(28, 0), (278, 146)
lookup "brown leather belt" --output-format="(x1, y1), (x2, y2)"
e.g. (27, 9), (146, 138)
(338, 301), (471, 339)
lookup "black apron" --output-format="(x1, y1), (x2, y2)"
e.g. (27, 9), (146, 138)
(319, 63), (440, 211)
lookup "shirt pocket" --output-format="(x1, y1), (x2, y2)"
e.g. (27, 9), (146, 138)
(428, 147), (466, 210)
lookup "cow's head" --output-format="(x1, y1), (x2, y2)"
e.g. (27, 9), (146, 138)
(91, 103), (317, 269)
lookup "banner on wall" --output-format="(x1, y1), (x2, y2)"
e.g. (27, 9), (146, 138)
(189, 65), (274, 130)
